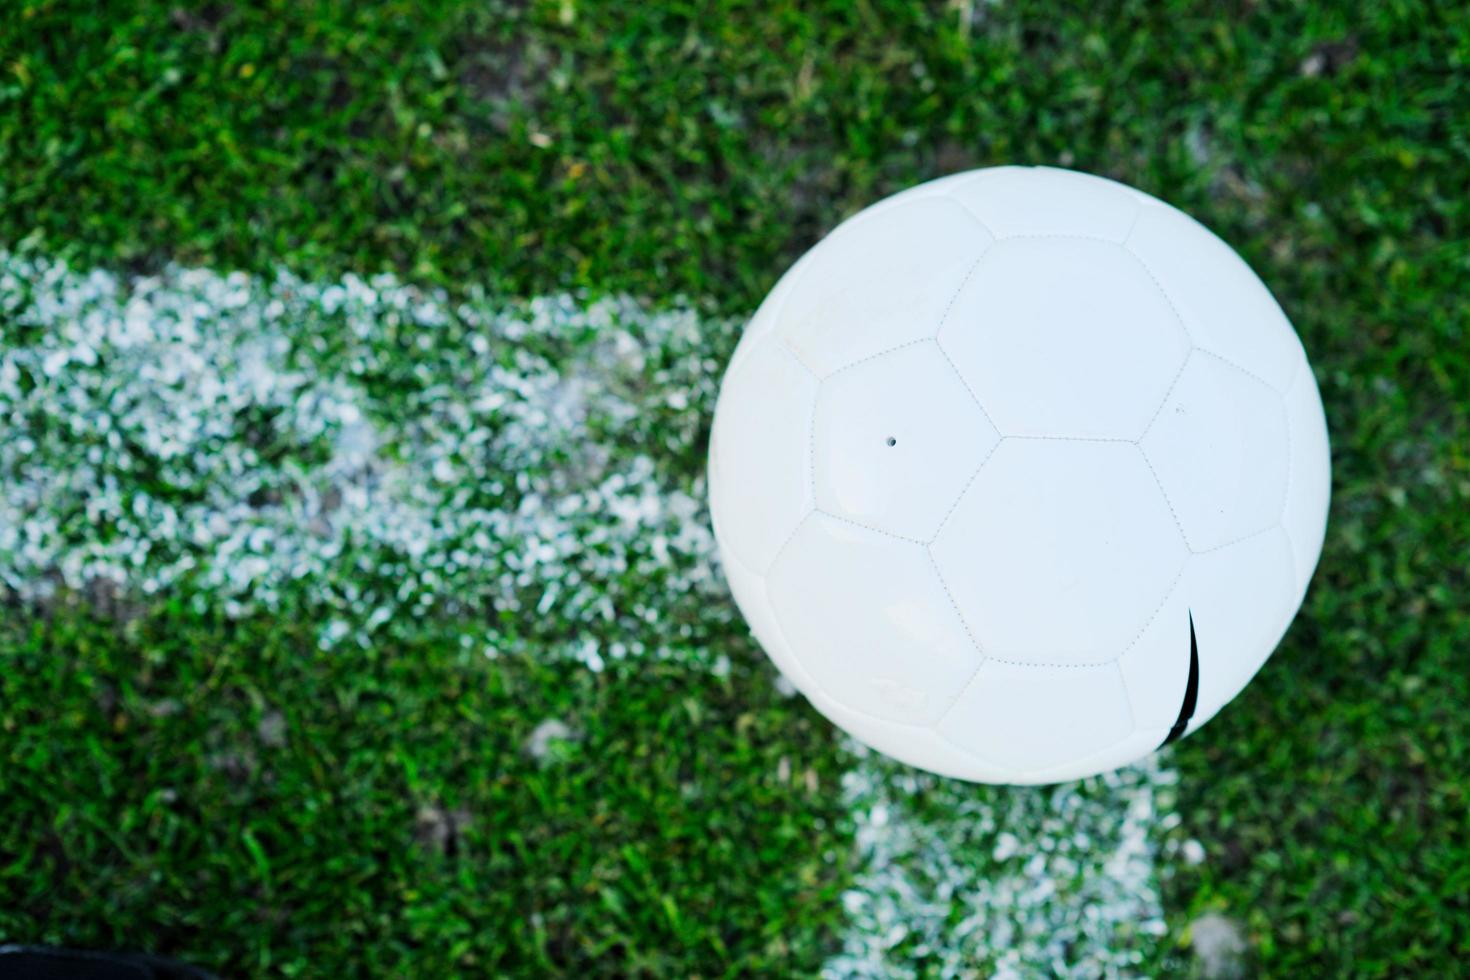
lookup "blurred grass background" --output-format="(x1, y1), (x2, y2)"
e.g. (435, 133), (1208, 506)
(2, 0), (1468, 975)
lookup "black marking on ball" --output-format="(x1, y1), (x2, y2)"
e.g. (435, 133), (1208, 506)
(1161, 611), (1200, 747)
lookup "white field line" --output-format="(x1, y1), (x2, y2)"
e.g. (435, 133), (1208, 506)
(826, 745), (1178, 979)
(0, 254), (1184, 974)
(0, 254), (734, 665)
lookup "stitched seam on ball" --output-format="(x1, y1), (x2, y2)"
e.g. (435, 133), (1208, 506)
(1119, 200), (1146, 246)
(817, 509), (928, 546)
(1005, 433), (1136, 444)
(934, 338), (1001, 433)
(756, 572), (932, 731)
(824, 336), (933, 379)
(984, 656), (1130, 668)
(941, 191), (1000, 241)
(778, 336), (822, 379)
(994, 231), (1125, 245)
(926, 438), (1002, 544)
(932, 244), (1000, 429)
(769, 508), (816, 574)
(1113, 661), (1139, 730)
(1137, 446), (1190, 547)
(932, 726), (1015, 776)
(1194, 346), (1286, 397)
(1190, 521), (1281, 556)
(937, 657), (1124, 735)
(1110, 558), (1189, 665)
(1282, 345), (1306, 394)
(923, 549), (990, 725)
(931, 654), (986, 728)
(739, 244), (813, 373)
(1034, 725), (1172, 782)
(755, 551), (838, 726)
(1118, 245), (1195, 350)
(757, 563), (947, 732)
(937, 249), (992, 333)
(805, 682), (935, 730)
(924, 546), (986, 658)
(714, 521), (760, 582)
(1137, 352), (1193, 443)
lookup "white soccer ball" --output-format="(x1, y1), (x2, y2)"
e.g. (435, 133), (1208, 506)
(708, 166), (1330, 785)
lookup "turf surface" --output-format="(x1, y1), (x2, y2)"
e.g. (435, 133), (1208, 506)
(2, 0), (1468, 975)
(1, 606), (849, 975)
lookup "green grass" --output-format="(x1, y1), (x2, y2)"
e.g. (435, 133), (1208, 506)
(1, 603), (850, 975)
(3, 0), (1469, 975)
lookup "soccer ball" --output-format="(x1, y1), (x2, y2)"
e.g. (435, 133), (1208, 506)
(707, 166), (1330, 785)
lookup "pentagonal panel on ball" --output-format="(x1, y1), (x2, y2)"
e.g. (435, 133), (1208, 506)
(943, 166), (1144, 242)
(936, 660), (1134, 774)
(726, 246), (819, 377)
(813, 340), (1000, 542)
(929, 440), (1187, 666)
(806, 689), (1017, 784)
(937, 237), (1190, 440)
(766, 513), (983, 726)
(1181, 527), (1298, 736)
(1024, 725), (1173, 785)
(1140, 351), (1290, 552)
(1126, 203), (1303, 393)
(709, 338), (818, 574)
(1115, 575), (1193, 730)
(776, 196), (994, 378)
(713, 532), (823, 697)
